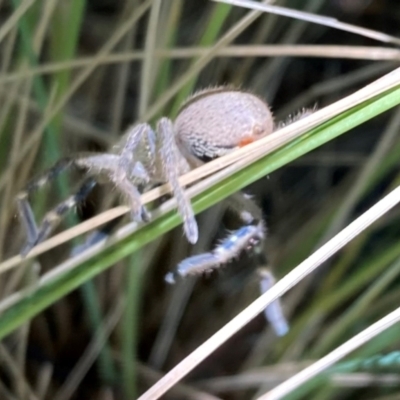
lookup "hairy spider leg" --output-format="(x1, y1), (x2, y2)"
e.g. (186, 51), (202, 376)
(165, 192), (289, 336)
(17, 153), (130, 257)
(76, 123), (156, 223)
(16, 192), (39, 251)
(16, 124), (157, 256)
(165, 192), (263, 283)
(165, 222), (265, 283)
(258, 268), (289, 337)
(189, 104), (318, 260)
(16, 158), (88, 255)
(68, 118), (199, 257)
(158, 118), (198, 244)
(118, 123), (155, 186)
(71, 216), (123, 256)
(32, 178), (96, 255)
(17, 157), (97, 256)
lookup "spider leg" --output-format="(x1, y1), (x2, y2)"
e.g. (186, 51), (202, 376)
(71, 217), (123, 256)
(165, 222), (265, 284)
(17, 152), (129, 256)
(258, 269), (289, 337)
(157, 118), (198, 244)
(68, 127), (155, 256)
(75, 153), (149, 222)
(19, 178), (96, 256)
(16, 158), (81, 255)
(115, 123), (157, 221)
(165, 192), (263, 283)
(165, 192), (289, 336)
(119, 123), (156, 182)
(17, 123), (158, 255)
(16, 194), (39, 252)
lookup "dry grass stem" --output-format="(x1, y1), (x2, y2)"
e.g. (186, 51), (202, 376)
(215, 0), (400, 45)
(137, 183), (400, 398)
(0, 45), (399, 85)
(0, 0), (36, 44)
(259, 305), (400, 399)
(53, 298), (124, 400)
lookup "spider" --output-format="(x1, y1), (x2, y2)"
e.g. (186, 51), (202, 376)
(16, 87), (273, 254)
(17, 86), (292, 336)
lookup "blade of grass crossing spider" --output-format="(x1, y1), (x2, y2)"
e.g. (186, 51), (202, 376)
(0, 88), (394, 337)
(0, 209), (182, 340)
(1, 82), (400, 340)
(192, 84), (400, 221)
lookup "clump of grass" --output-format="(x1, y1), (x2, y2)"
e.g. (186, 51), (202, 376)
(1, 1), (400, 400)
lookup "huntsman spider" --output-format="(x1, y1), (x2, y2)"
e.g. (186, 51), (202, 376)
(17, 87), (300, 336)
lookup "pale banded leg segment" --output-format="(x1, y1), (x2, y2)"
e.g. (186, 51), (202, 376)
(165, 222), (265, 284)
(16, 157), (88, 256)
(119, 123), (156, 182)
(23, 158), (75, 193)
(19, 178), (97, 256)
(75, 154), (149, 224)
(165, 193), (289, 336)
(71, 217), (122, 256)
(258, 269), (289, 337)
(165, 192), (264, 283)
(116, 123), (156, 221)
(158, 118), (198, 244)
(16, 193), (39, 251)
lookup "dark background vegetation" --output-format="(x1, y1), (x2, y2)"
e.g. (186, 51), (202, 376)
(1, 0), (400, 399)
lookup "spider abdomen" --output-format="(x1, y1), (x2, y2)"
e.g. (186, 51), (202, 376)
(174, 88), (274, 165)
